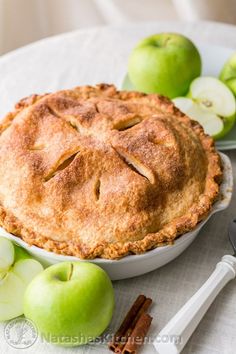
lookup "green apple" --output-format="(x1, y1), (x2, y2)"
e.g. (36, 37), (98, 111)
(220, 52), (236, 96)
(188, 77), (236, 139)
(173, 97), (225, 138)
(0, 237), (43, 321)
(122, 73), (135, 91)
(128, 32), (201, 98)
(0, 237), (14, 279)
(14, 243), (32, 262)
(24, 262), (114, 346)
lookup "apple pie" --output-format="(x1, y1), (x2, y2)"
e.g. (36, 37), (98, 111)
(0, 84), (222, 259)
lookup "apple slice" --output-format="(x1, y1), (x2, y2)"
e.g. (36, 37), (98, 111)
(189, 76), (236, 117)
(122, 73), (135, 91)
(0, 237), (43, 321)
(13, 259), (43, 284)
(173, 77), (236, 140)
(173, 97), (224, 138)
(0, 272), (25, 321)
(186, 100), (223, 131)
(0, 237), (14, 279)
(14, 244), (32, 262)
(172, 97), (194, 113)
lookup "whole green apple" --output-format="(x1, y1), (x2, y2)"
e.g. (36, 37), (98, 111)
(24, 262), (114, 346)
(220, 52), (236, 96)
(128, 33), (201, 98)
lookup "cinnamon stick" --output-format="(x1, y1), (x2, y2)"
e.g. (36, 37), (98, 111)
(122, 313), (152, 354)
(108, 295), (146, 351)
(115, 297), (152, 353)
(108, 295), (152, 354)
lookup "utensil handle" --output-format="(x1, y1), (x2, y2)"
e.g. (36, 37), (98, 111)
(154, 255), (236, 354)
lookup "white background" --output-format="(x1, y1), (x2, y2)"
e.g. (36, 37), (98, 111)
(1, 0), (236, 55)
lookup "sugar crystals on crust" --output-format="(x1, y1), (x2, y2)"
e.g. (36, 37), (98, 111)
(0, 84), (222, 259)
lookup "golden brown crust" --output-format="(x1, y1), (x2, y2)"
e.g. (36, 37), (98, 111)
(0, 84), (222, 259)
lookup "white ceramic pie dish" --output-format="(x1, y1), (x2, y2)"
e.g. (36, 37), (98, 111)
(0, 153), (232, 280)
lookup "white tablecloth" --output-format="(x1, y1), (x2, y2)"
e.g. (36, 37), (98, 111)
(0, 21), (236, 354)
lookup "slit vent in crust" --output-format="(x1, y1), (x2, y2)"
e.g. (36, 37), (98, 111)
(94, 179), (101, 201)
(44, 150), (79, 181)
(114, 117), (141, 131)
(47, 105), (81, 133)
(113, 147), (155, 184)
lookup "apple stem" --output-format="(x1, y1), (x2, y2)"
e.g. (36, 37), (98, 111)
(68, 263), (74, 281)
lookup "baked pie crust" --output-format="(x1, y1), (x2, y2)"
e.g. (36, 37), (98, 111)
(0, 84), (222, 259)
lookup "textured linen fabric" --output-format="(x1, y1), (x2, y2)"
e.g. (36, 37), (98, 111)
(0, 21), (235, 354)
